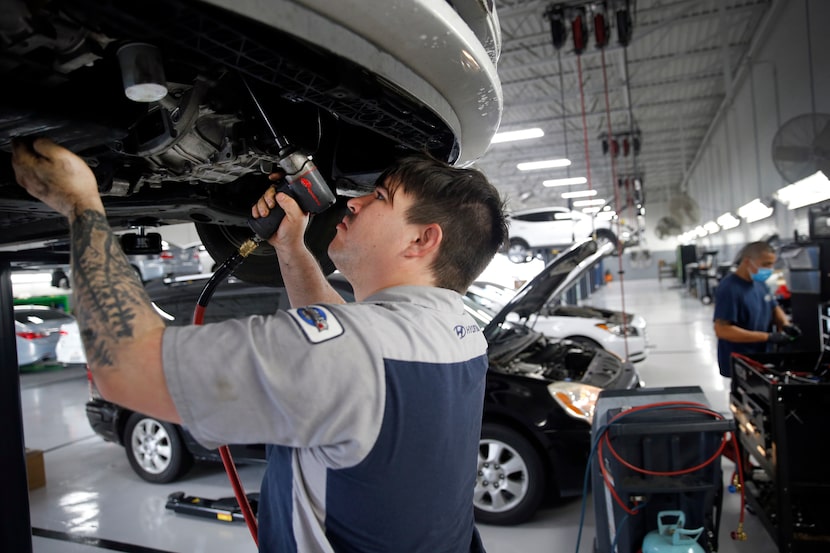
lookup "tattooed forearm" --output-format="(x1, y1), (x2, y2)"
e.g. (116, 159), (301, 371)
(70, 209), (162, 371)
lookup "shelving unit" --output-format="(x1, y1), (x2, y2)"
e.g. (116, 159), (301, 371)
(731, 353), (830, 552)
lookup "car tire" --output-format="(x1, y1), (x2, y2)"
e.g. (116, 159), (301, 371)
(507, 239), (532, 264)
(474, 423), (545, 526)
(124, 412), (193, 484)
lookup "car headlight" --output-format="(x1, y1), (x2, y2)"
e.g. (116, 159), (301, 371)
(548, 382), (602, 424)
(595, 323), (638, 336)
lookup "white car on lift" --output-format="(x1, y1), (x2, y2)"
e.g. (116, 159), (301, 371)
(0, 0), (502, 288)
(466, 241), (648, 363)
(506, 206), (637, 263)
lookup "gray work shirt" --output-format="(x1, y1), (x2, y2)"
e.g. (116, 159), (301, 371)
(163, 285), (489, 552)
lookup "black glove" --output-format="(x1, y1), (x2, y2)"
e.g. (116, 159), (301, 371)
(783, 324), (802, 339)
(767, 332), (793, 344)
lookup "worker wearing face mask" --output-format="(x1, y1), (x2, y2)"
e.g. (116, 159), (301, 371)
(713, 241), (800, 377)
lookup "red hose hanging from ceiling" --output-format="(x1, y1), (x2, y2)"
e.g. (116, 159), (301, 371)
(600, 45), (630, 361)
(576, 56), (592, 195)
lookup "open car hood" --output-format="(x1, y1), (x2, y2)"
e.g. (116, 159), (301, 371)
(483, 240), (613, 338)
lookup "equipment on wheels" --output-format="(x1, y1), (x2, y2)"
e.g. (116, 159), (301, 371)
(589, 386), (736, 553)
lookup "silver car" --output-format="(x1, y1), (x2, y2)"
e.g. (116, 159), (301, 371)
(14, 306), (77, 367)
(128, 241), (204, 282)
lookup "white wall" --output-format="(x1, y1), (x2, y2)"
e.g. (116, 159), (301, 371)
(156, 223), (202, 247)
(681, 0), (830, 252)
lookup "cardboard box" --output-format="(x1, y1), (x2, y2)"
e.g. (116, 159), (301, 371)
(25, 448), (46, 490)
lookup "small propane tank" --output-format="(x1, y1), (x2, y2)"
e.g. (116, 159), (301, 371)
(641, 511), (705, 553)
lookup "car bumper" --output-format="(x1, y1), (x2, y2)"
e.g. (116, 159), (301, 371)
(542, 427), (592, 497)
(201, 0), (502, 165)
(85, 399), (122, 444)
(604, 334), (647, 364)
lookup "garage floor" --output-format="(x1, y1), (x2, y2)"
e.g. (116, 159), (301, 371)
(21, 277), (781, 553)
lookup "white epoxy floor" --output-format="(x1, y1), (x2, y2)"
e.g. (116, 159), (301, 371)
(20, 277), (781, 552)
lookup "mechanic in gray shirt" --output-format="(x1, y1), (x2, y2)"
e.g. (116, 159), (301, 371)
(12, 138), (508, 552)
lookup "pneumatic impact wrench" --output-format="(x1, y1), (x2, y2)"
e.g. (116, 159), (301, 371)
(238, 72), (336, 253)
(245, 148), (336, 243)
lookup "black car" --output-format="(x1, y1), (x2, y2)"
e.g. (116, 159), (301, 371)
(470, 240), (640, 525)
(86, 241), (640, 525)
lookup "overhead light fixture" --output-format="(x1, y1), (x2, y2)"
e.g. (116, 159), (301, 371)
(737, 198), (774, 223)
(703, 221), (720, 234)
(716, 212), (740, 230)
(596, 211), (616, 221)
(775, 171), (830, 210)
(694, 225), (708, 238)
(491, 127), (545, 144)
(582, 207), (601, 214)
(543, 176), (587, 187)
(561, 190), (598, 199)
(572, 198), (606, 207)
(518, 158), (572, 171)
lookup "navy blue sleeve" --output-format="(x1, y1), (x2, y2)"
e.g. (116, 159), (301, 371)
(713, 277), (739, 324)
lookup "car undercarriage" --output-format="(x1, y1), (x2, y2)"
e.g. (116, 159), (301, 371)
(0, 0), (465, 283)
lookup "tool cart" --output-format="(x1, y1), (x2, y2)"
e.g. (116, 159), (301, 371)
(730, 348), (830, 553)
(592, 386), (734, 553)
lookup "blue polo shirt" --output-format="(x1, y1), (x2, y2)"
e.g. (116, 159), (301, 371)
(713, 273), (776, 377)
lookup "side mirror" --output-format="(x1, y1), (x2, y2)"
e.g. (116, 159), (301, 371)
(120, 232), (163, 255)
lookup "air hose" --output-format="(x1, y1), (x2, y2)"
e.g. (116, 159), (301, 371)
(191, 239), (261, 546)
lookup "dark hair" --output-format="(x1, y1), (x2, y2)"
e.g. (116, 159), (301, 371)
(739, 241), (775, 262)
(376, 154), (508, 293)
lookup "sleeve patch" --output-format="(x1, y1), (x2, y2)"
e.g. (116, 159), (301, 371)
(288, 305), (344, 344)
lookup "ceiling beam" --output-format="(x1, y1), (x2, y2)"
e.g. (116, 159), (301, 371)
(499, 1), (766, 57)
(500, 93), (722, 126)
(500, 42), (746, 83)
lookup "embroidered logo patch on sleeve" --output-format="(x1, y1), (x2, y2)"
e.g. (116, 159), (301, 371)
(288, 305), (344, 343)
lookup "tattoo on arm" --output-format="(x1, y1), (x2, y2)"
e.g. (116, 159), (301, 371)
(71, 210), (160, 369)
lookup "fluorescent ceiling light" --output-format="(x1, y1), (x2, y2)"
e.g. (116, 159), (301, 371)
(694, 225), (708, 238)
(737, 198), (774, 223)
(543, 176), (587, 187)
(561, 190), (598, 199)
(703, 221), (720, 234)
(716, 212), (740, 230)
(596, 211), (616, 221)
(775, 171), (830, 210)
(518, 158), (572, 171)
(491, 127), (545, 144)
(582, 207), (601, 214)
(572, 198), (606, 207)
